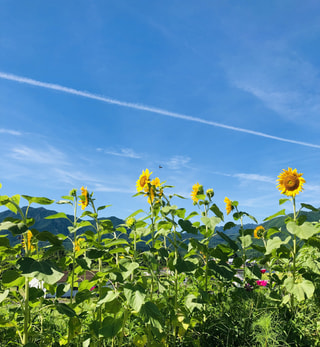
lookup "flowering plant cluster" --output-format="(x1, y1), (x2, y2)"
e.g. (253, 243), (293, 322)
(0, 166), (318, 346)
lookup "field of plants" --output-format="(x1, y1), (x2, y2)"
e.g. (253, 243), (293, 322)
(0, 167), (320, 346)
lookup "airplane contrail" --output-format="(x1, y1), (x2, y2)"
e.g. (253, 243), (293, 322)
(1, 71), (319, 149)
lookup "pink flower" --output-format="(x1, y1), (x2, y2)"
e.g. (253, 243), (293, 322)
(90, 286), (97, 291)
(260, 269), (266, 274)
(256, 280), (268, 287)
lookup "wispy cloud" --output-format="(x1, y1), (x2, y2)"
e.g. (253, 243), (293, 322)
(10, 145), (66, 165)
(93, 183), (133, 194)
(227, 49), (320, 127)
(1, 71), (320, 149)
(97, 147), (141, 159)
(233, 173), (274, 184)
(165, 155), (191, 170)
(0, 128), (22, 136)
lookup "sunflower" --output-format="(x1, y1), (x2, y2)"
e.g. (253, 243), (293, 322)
(146, 186), (155, 204)
(254, 225), (265, 239)
(126, 217), (136, 228)
(75, 237), (85, 252)
(79, 186), (89, 210)
(277, 167), (305, 197)
(136, 169), (152, 192)
(191, 183), (202, 203)
(22, 230), (35, 252)
(151, 177), (161, 188)
(224, 197), (233, 215)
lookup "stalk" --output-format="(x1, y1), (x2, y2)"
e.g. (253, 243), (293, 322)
(150, 206), (155, 302)
(23, 276), (30, 344)
(70, 198), (77, 305)
(291, 197), (297, 310)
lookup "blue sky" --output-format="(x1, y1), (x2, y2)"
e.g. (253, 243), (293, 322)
(1, 1), (320, 223)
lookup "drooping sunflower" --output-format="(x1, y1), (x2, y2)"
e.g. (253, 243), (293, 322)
(126, 217), (136, 228)
(224, 197), (233, 215)
(254, 225), (265, 239)
(75, 237), (85, 252)
(136, 169), (152, 192)
(151, 177), (161, 188)
(277, 167), (305, 197)
(79, 186), (89, 210)
(191, 183), (202, 203)
(146, 185), (155, 205)
(22, 230), (35, 252)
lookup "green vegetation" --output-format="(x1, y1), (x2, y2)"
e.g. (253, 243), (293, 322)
(0, 170), (319, 346)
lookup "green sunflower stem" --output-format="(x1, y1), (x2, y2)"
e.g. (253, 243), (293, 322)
(291, 197), (297, 310)
(23, 277), (30, 345)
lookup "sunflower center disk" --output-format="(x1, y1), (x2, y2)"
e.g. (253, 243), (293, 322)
(140, 177), (147, 187)
(284, 175), (300, 191)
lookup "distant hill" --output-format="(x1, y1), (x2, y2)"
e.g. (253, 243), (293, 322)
(0, 206), (124, 247)
(0, 207), (319, 252)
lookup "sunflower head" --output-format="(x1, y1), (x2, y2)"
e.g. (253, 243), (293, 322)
(75, 237), (86, 252)
(151, 177), (161, 188)
(79, 186), (89, 210)
(254, 225), (265, 239)
(22, 230), (35, 252)
(136, 169), (152, 192)
(191, 183), (203, 203)
(126, 217), (136, 228)
(277, 167), (305, 197)
(146, 185), (156, 205)
(224, 197), (234, 215)
(206, 188), (214, 200)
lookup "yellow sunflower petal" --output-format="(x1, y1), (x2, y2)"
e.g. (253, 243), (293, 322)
(136, 169), (152, 192)
(224, 197), (233, 215)
(276, 167), (305, 197)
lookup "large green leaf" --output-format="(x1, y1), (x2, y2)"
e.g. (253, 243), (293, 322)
(184, 294), (202, 313)
(0, 290), (9, 303)
(266, 236), (291, 255)
(45, 212), (71, 221)
(123, 284), (146, 312)
(3, 194), (20, 214)
(208, 261), (234, 280)
(121, 262), (139, 280)
(0, 221), (28, 235)
(283, 278), (315, 301)
(2, 270), (24, 287)
(99, 315), (123, 338)
(210, 204), (224, 221)
(140, 301), (163, 330)
(36, 231), (62, 245)
(263, 209), (286, 222)
(300, 203), (319, 212)
(21, 195), (54, 205)
(97, 290), (119, 307)
(223, 221), (236, 231)
(17, 258), (64, 284)
(178, 219), (198, 234)
(56, 283), (71, 298)
(75, 289), (92, 305)
(201, 216), (221, 231)
(239, 234), (252, 248)
(287, 221), (319, 240)
(55, 303), (76, 317)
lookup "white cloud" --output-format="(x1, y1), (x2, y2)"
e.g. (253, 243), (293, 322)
(0, 128), (22, 136)
(1, 71), (319, 148)
(10, 145), (66, 165)
(93, 183), (133, 194)
(165, 155), (191, 170)
(234, 173), (274, 184)
(227, 49), (320, 128)
(98, 147), (141, 159)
